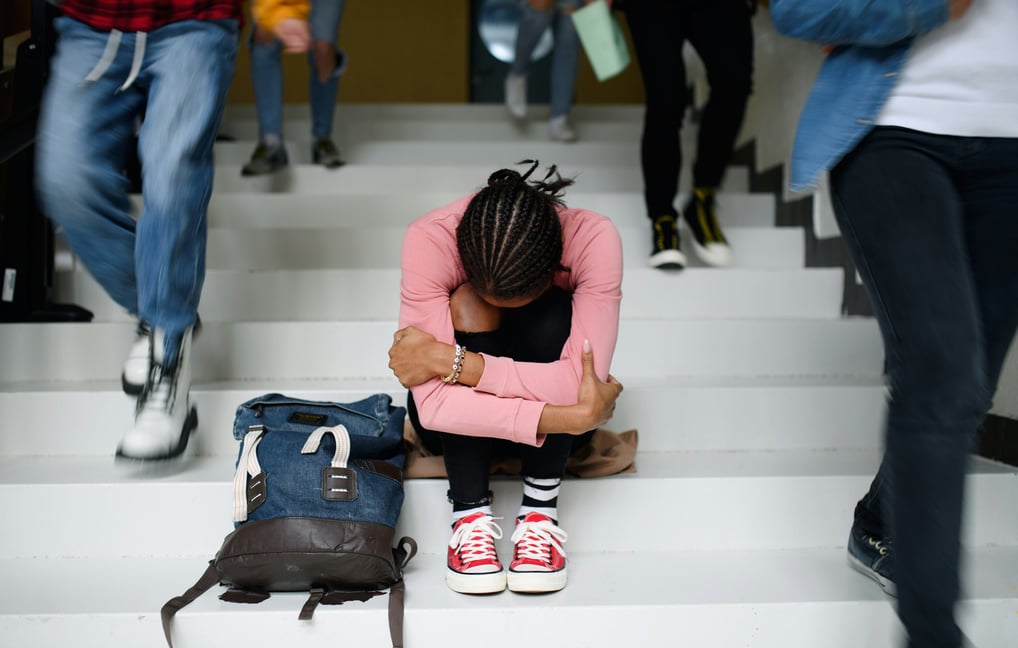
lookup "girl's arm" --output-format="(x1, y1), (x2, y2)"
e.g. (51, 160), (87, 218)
(770, 0), (951, 46)
(396, 212), (623, 443)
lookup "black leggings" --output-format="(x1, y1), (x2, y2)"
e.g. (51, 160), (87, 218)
(624, 0), (754, 219)
(407, 287), (585, 505)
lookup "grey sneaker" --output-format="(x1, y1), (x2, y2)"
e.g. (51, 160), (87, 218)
(548, 115), (577, 142)
(847, 524), (896, 596)
(241, 141), (288, 176)
(312, 138), (344, 169)
(505, 73), (527, 119)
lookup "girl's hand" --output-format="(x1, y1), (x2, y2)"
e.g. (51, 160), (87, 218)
(388, 326), (440, 388)
(574, 339), (623, 431)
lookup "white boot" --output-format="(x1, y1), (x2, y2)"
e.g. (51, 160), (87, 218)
(117, 326), (198, 461)
(504, 73), (527, 119)
(121, 322), (151, 395)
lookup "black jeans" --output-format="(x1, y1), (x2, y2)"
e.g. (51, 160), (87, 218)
(407, 287), (583, 505)
(623, 0), (753, 220)
(831, 127), (1018, 648)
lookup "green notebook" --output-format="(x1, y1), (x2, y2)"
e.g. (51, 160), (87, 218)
(572, 0), (631, 82)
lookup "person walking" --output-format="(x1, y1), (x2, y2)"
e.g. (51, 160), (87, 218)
(771, 1), (1018, 646)
(35, 0), (311, 460)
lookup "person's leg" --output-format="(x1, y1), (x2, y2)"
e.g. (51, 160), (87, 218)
(502, 287), (576, 506)
(506, 0), (555, 119)
(409, 324), (509, 595)
(623, 0), (689, 269)
(678, 0), (753, 267)
(961, 137), (1018, 396)
(546, 1), (581, 141)
(36, 17), (147, 318)
(501, 287), (574, 593)
(685, 0), (753, 191)
(136, 19), (237, 362)
(120, 19), (238, 460)
(242, 25), (288, 175)
(308, 0), (346, 168)
(831, 127), (993, 648)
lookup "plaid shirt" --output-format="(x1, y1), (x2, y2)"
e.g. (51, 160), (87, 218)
(61, 0), (243, 32)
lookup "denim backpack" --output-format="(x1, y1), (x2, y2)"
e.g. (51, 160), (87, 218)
(161, 393), (417, 648)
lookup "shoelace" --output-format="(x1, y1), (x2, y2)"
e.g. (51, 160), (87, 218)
(511, 518), (568, 563)
(449, 516), (503, 565)
(692, 189), (727, 245)
(138, 364), (176, 416)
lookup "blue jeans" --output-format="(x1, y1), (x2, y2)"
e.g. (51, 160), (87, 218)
(512, 0), (582, 119)
(36, 18), (238, 364)
(831, 126), (1018, 648)
(250, 0), (346, 141)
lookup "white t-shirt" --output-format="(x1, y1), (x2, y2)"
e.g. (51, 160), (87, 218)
(877, 0), (1018, 137)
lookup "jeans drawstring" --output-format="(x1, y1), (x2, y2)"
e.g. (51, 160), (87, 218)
(82, 29), (147, 92)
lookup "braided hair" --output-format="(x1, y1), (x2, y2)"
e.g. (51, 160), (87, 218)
(457, 160), (574, 301)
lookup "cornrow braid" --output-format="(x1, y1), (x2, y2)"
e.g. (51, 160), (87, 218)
(457, 161), (574, 301)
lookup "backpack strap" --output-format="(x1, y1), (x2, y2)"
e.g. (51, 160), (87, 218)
(160, 561), (219, 648)
(388, 578), (407, 648)
(387, 537), (418, 648)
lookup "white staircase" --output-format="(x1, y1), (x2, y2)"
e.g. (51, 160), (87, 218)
(1, 104), (1015, 648)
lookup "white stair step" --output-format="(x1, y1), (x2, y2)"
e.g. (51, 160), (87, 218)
(223, 101), (648, 122)
(0, 377), (887, 457)
(208, 164), (750, 195)
(216, 139), (646, 166)
(1, 549), (1014, 648)
(184, 192), (777, 229)
(1, 453), (1014, 558)
(55, 267), (842, 323)
(63, 225), (799, 271)
(220, 102), (648, 142)
(0, 319), (883, 384)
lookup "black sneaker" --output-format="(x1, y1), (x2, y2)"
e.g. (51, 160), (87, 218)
(847, 523), (896, 596)
(682, 187), (733, 267)
(648, 214), (687, 270)
(312, 138), (345, 169)
(241, 141), (288, 176)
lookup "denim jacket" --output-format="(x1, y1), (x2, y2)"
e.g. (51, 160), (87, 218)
(769, 0), (952, 191)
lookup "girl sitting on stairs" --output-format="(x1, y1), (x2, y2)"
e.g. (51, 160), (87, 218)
(387, 161), (624, 595)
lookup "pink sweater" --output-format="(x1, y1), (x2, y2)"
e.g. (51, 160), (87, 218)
(399, 195), (623, 447)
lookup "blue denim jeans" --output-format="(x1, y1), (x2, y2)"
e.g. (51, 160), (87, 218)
(36, 18), (238, 364)
(249, 0), (346, 141)
(831, 126), (1018, 648)
(512, 0), (582, 119)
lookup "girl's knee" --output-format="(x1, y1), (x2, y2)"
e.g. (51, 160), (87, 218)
(450, 283), (503, 332)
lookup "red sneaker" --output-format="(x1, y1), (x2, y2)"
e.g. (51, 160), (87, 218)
(507, 512), (568, 593)
(446, 511), (506, 594)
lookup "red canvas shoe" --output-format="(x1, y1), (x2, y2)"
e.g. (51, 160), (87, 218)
(507, 512), (568, 593)
(446, 511), (506, 594)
